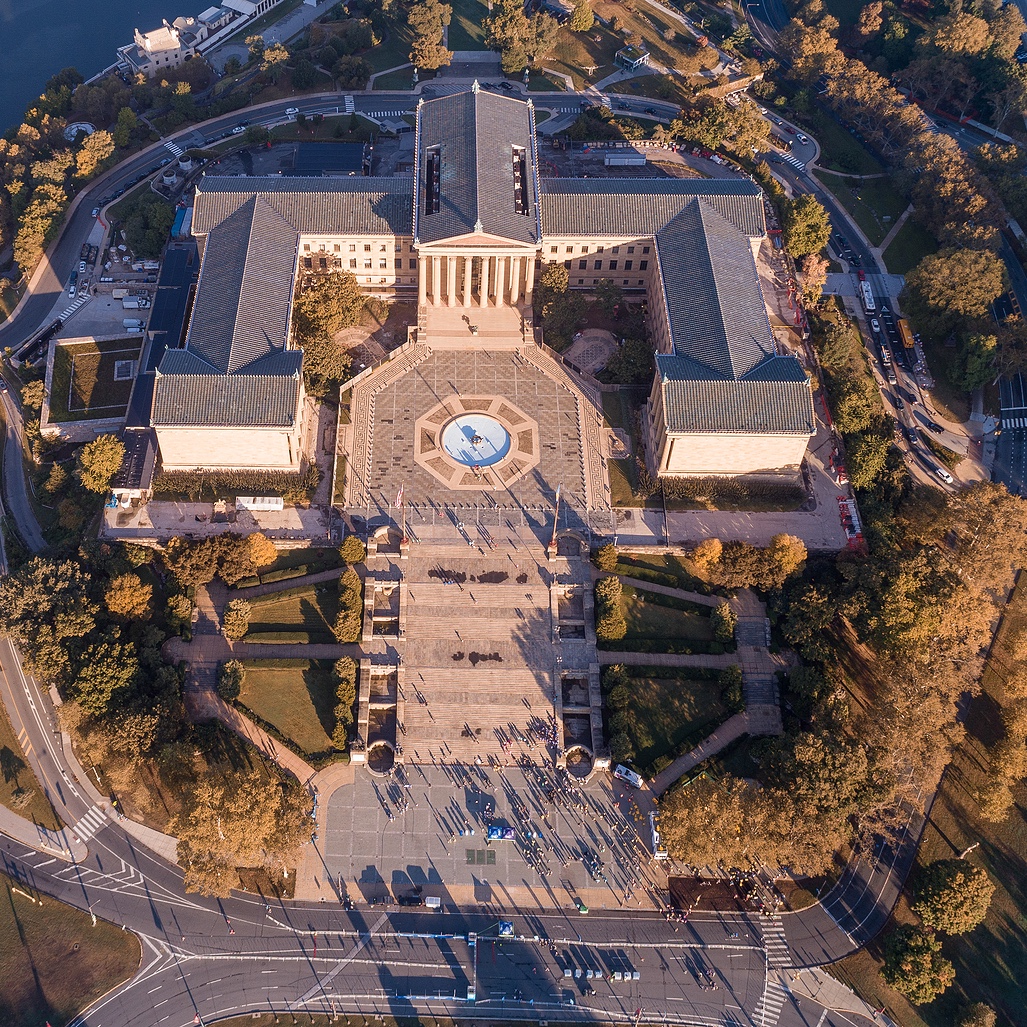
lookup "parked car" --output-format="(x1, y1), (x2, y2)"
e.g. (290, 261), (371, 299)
(797, 133), (809, 143)
(231, 125), (245, 135)
(935, 466), (954, 484)
(870, 318), (881, 334)
(79, 261), (86, 273)
(925, 420), (945, 434)
(91, 206), (99, 217)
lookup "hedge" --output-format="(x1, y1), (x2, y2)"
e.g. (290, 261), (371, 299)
(233, 699), (349, 770)
(258, 565), (311, 584)
(243, 631), (316, 643)
(596, 637), (730, 655)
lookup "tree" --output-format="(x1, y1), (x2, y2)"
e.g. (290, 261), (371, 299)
(104, 573), (153, 619)
(410, 37), (453, 70)
(171, 769), (311, 896)
(768, 533), (807, 580)
(261, 43), (291, 83)
(719, 664), (744, 712)
(593, 543), (619, 572)
(904, 249), (1006, 337)
(711, 603), (737, 643)
(222, 599), (251, 641)
(73, 639), (139, 714)
(783, 194), (831, 258)
(339, 535), (366, 564)
(248, 532), (277, 569)
(594, 575), (626, 641)
(957, 1003), (997, 1027)
(569, 0), (593, 32)
(881, 926), (955, 1004)
(163, 537), (220, 588)
(691, 538), (723, 575)
(594, 278), (623, 316)
(975, 777), (1014, 822)
(293, 270), (365, 341)
(334, 656), (358, 724)
(113, 107), (137, 149)
(799, 253), (829, 306)
(75, 130), (115, 179)
(76, 434), (125, 493)
(332, 56), (372, 89)
(217, 659), (246, 701)
(913, 859), (995, 935)
(855, 2), (883, 41)
(950, 333), (997, 392)
(300, 332), (352, 398)
(246, 35), (266, 62)
(923, 12), (991, 56)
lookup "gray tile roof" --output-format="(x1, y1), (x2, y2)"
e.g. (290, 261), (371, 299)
(414, 89), (540, 245)
(655, 200), (775, 378)
(657, 355), (814, 434)
(151, 368), (301, 427)
(185, 196), (299, 374)
(540, 178), (766, 239)
(193, 177), (414, 236)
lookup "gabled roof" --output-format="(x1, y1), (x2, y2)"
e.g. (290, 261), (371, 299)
(540, 178), (766, 239)
(151, 364), (302, 427)
(414, 88), (540, 246)
(184, 195), (298, 374)
(192, 177), (414, 236)
(655, 200), (775, 379)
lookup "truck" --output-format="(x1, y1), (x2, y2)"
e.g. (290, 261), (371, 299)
(122, 296), (150, 309)
(859, 280), (876, 314)
(123, 318), (145, 329)
(112, 288), (129, 299)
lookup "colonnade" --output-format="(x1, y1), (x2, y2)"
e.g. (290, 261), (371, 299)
(417, 252), (536, 308)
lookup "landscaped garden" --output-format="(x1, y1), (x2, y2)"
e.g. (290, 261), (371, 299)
(238, 659), (339, 757)
(244, 582), (341, 643)
(48, 338), (142, 422)
(620, 584), (715, 646)
(882, 218), (939, 276)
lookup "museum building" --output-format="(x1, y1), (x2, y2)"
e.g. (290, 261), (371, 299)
(149, 85), (814, 479)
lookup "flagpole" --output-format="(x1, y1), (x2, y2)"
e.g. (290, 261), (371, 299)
(549, 482), (562, 554)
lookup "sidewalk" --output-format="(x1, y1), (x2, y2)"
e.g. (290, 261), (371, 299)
(782, 967), (897, 1026)
(648, 712), (749, 796)
(0, 801), (85, 861)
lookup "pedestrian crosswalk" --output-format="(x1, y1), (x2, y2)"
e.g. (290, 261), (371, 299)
(752, 974), (790, 1026)
(58, 294), (89, 322)
(73, 805), (108, 842)
(343, 94), (355, 114)
(164, 140), (184, 157)
(761, 916), (792, 968)
(779, 152), (807, 172)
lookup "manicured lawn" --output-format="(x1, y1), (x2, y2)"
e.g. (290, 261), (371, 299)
(883, 218), (938, 275)
(373, 68), (420, 90)
(819, 172), (908, 247)
(0, 695), (62, 831)
(545, 23), (623, 91)
(811, 113), (885, 176)
(246, 583), (339, 642)
(366, 23), (417, 74)
(48, 338), (141, 422)
(620, 671), (728, 777)
(0, 871), (140, 1027)
(254, 547), (345, 579)
(615, 552), (706, 592)
(919, 332), (972, 423)
(239, 660), (338, 756)
(621, 584), (714, 642)
(448, 0), (489, 50)
(270, 116), (375, 142)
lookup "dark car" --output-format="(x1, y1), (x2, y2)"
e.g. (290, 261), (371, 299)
(925, 419), (945, 434)
(644, 107), (658, 115)
(905, 424), (919, 445)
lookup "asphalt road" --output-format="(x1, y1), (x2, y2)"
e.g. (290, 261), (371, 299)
(0, 388), (46, 552)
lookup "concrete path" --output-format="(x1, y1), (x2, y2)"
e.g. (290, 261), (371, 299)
(598, 650), (737, 668)
(648, 712), (749, 796)
(780, 966), (899, 1026)
(877, 203), (914, 255)
(617, 575), (723, 608)
(232, 565), (347, 599)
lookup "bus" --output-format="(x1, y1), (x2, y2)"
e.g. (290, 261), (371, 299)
(859, 280), (876, 314)
(897, 317), (916, 353)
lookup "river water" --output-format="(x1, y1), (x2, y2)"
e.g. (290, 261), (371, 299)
(0, 0), (174, 133)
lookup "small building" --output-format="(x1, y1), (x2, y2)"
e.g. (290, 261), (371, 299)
(118, 20), (196, 78)
(222, 0), (282, 16)
(615, 45), (650, 71)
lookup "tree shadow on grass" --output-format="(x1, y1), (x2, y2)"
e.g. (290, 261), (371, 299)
(303, 661), (338, 739)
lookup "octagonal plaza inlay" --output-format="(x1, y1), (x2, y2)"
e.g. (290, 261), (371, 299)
(414, 395), (539, 490)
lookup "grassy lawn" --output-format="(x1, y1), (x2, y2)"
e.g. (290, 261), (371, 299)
(546, 23), (624, 91)
(239, 659), (338, 756)
(620, 670), (728, 777)
(621, 584), (714, 642)
(367, 23), (417, 74)
(883, 218), (938, 276)
(448, 0), (489, 50)
(270, 115), (375, 142)
(0, 283), (22, 323)
(0, 871), (140, 1027)
(919, 333), (972, 423)
(615, 552), (706, 592)
(246, 583), (340, 642)
(811, 113), (885, 176)
(818, 173), (908, 247)
(621, 73), (698, 109)
(374, 68), (422, 91)
(0, 695), (62, 831)
(255, 547), (344, 578)
(920, 432), (963, 471)
(48, 338), (141, 422)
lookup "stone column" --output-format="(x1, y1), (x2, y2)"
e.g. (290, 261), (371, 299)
(431, 256), (441, 306)
(481, 256), (492, 306)
(495, 256), (506, 307)
(462, 256), (472, 307)
(525, 255), (536, 303)
(417, 257), (427, 307)
(510, 256), (521, 305)
(447, 255), (457, 307)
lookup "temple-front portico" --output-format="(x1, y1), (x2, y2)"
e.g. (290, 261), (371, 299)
(416, 249), (537, 308)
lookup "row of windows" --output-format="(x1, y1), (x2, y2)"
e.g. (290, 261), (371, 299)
(568, 259), (648, 272)
(578, 279), (646, 288)
(550, 243), (650, 256)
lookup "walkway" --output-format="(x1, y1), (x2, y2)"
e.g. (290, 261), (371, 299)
(730, 589), (786, 733)
(648, 712), (749, 796)
(877, 203), (914, 254)
(597, 650), (737, 669)
(616, 576), (722, 608)
(231, 565), (347, 599)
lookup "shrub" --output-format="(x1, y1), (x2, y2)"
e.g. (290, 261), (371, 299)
(594, 543), (619, 572)
(222, 598), (251, 641)
(217, 659), (245, 700)
(719, 665), (744, 713)
(334, 656), (358, 713)
(711, 602), (737, 642)
(333, 567), (363, 642)
(339, 535), (366, 564)
(595, 575), (627, 642)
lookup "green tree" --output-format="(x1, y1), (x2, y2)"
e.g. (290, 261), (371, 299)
(333, 566), (364, 642)
(570, 0), (593, 31)
(104, 573), (153, 619)
(594, 278), (623, 316)
(904, 248), (1006, 336)
(339, 535), (367, 564)
(334, 656), (358, 723)
(222, 599), (251, 641)
(76, 433), (125, 492)
(333, 56), (372, 89)
(846, 429), (891, 490)
(293, 270), (365, 341)
(881, 926), (955, 1004)
(74, 639), (139, 714)
(113, 107), (137, 148)
(783, 194), (831, 258)
(957, 1003), (997, 1027)
(593, 543), (619, 572)
(300, 333), (352, 399)
(711, 602), (737, 643)
(594, 574), (626, 641)
(163, 537), (220, 588)
(719, 664), (744, 712)
(248, 532), (278, 569)
(913, 859), (995, 935)
(246, 34), (266, 62)
(261, 43), (291, 83)
(217, 659), (246, 701)
(410, 37), (453, 70)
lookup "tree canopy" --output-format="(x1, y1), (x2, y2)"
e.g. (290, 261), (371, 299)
(783, 194), (831, 258)
(881, 926), (955, 1004)
(913, 859), (995, 935)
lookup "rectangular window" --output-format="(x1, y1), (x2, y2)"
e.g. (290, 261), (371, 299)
(597, 246), (605, 253)
(564, 260), (571, 269)
(566, 245), (573, 253)
(628, 246), (635, 254)
(319, 244), (326, 252)
(380, 244), (387, 252)
(594, 260), (602, 270)
(581, 245), (589, 254)
(395, 241), (403, 251)
(364, 244), (372, 252)
(550, 246), (558, 254)
(609, 260), (617, 271)
(612, 246), (620, 254)
(379, 259), (387, 269)
(637, 280), (644, 286)
(642, 246), (651, 254)
(579, 260), (587, 270)
(639, 260), (648, 271)
(622, 279), (629, 286)
(303, 244), (310, 252)
(334, 244), (341, 252)
(349, 258), (357, 269)
(624, 260), (633, 271)
(409, 258), (417, 269)
(364, 260), (372, 268)
(349, 244), (356, 252)
(578, 279), (584, 284)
